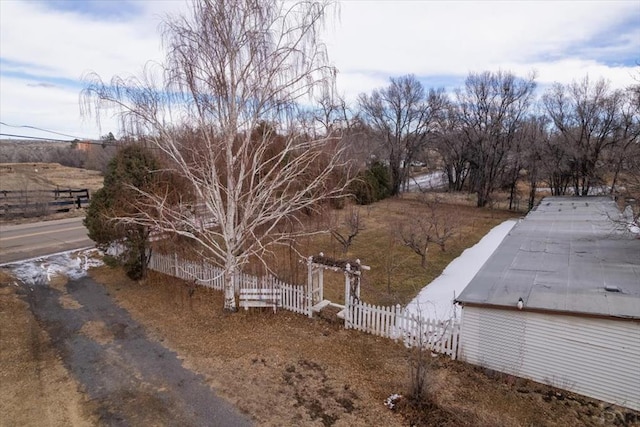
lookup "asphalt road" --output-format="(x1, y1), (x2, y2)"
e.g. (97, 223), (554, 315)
(0, 216), (93, 264)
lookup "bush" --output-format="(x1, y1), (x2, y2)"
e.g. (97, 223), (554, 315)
(350, 161), (391, 205)
(84, 145), (159, 280)
(102, 254), (120, 268)
(123, 245), (148, 280)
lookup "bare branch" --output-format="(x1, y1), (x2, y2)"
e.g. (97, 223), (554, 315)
(330, 207), (364, 253)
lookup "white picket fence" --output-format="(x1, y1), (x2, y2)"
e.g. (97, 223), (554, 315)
(280, 283), (308, 315)
(148, 252), (459, 359)
(148, 252), (307, 314)
(346, 299), (459, 360)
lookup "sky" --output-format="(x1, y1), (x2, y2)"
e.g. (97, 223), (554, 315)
(0, 0), (638, 141)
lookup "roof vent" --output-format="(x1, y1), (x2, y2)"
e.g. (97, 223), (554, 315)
(604, 285), (621, 293)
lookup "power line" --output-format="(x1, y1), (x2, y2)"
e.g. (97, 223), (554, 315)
(0, 133), (75, 142)
(0, 122), (86, 140)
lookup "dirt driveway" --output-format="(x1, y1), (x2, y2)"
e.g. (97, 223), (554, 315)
(2, 253), (252, 426)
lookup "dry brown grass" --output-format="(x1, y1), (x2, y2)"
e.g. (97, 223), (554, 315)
(152, 192), (521, 308)
(0, 163), (103, 192)
(88, 265), (637, 427)
(0, 162), (104, 224)
(90, 266), (407, 426)
(260, 193), (521, 307)
(0, 163), (103, 224)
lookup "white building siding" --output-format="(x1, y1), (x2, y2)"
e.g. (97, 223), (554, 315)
(459, 307), (640, 411)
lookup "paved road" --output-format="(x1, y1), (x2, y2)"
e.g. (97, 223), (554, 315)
(0, 217), (93, 264)
(407, 172), (446, 191)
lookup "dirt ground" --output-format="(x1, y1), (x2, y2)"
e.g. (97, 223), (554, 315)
(0, 268), (251, 427)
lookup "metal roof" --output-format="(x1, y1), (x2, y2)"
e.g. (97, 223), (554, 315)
(456, 196), (640, 319)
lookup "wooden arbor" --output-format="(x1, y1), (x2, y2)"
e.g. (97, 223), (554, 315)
(305, 253), (370, 318)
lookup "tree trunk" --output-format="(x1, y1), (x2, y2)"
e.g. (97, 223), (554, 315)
(476, 179), (490, 207)
(528, 181), (537, 211)
(390, 164), (402, 196)
(223, 265), (237, 312)
(509, 181), (516, 210)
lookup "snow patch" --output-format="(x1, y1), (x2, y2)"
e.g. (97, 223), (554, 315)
(7, 249), (103, 286)
(384, 394), (403, 410)
(406, 219), (518, 322)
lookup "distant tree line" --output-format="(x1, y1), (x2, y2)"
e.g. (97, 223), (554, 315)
(0, 133), (119, 173)
(335, 71), (638, 212)
(4, 73), (637, 217)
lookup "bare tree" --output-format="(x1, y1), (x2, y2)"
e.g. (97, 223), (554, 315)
(380, 231), (409, 294)
(313, 90), (351, 136)
(340, 116), (383, 171)
(542, 76), (627, 196)
(520, 115), (550, 211)
(82, 0), (349, 311)
(454, 71), (536, 207)
(612, 82), (640, 224)
(433, 98), (471, 192)
(358, 75), (445, 196)
(399, 198), (457, 268)
(607, 87), (640, 196)
(330, 207), (363, 253)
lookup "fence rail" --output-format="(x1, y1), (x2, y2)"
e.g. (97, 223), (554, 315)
(0, 188), (90, 217)
(148, 252), (458, 359)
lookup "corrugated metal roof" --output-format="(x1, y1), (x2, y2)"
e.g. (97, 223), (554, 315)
(456, 196), (640, 319)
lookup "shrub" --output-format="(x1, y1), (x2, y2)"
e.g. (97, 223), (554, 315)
(350, 161), (391, 205)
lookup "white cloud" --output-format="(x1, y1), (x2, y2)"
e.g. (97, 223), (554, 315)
(333, 1), (637, 68)
(334, 71), (389, 101)
(0, 0), (638, 138)
(0, 1), (167, 81)
(325, 0), (639, 93)
(502, 59), (638, 88)
(0, 76), (119, 139)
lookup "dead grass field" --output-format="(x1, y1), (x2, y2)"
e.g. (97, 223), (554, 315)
(253, 192), (521, 307)
(0, 163), (103, 223)
(0, 163), (103, 192)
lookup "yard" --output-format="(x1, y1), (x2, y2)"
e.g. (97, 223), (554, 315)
(2, 194), (637, 426)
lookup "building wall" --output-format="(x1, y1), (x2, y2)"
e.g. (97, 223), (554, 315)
(459, 306), (640, 411)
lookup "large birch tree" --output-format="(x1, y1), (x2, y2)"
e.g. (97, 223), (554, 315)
(82, 0), (348, 311)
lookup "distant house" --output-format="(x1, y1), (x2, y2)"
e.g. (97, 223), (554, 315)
(75, 140), (93, 152)
(455, 196), (640, 411)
